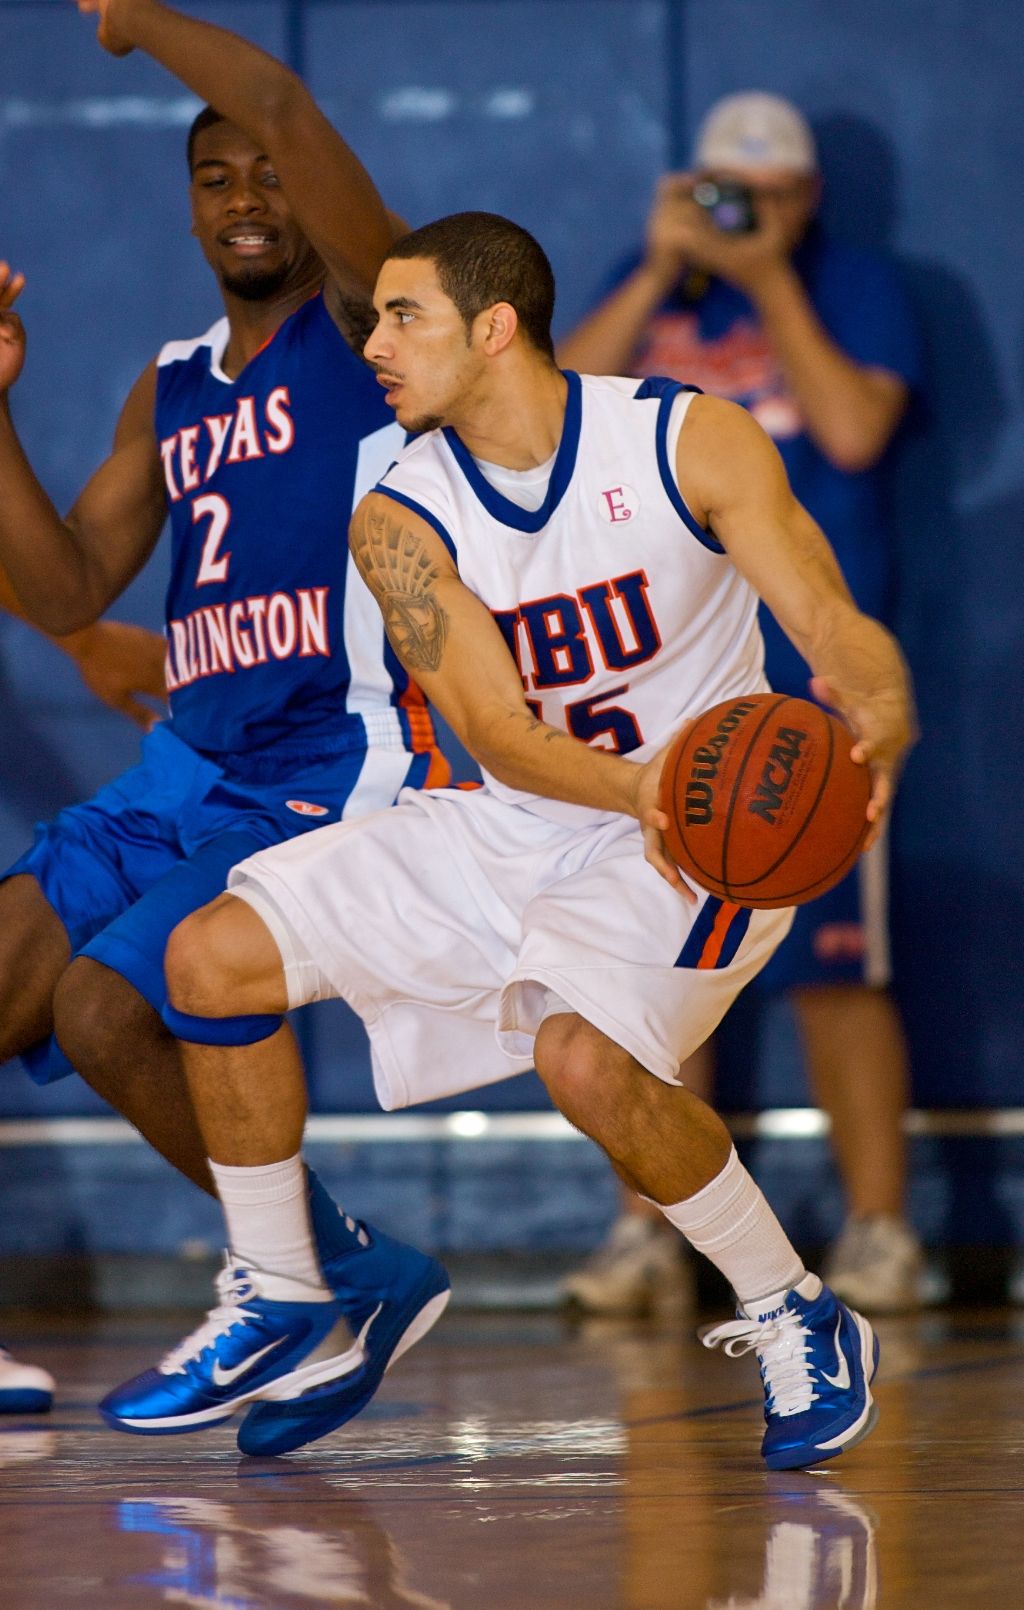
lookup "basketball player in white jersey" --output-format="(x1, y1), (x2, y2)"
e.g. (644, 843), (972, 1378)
(103, 213), (915, 1469)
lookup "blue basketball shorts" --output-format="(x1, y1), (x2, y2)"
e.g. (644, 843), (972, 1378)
(3, 722), (433, 1083)
(754, 833), (892, 995)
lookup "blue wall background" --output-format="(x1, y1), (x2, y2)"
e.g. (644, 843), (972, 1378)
(0, 2), (1021, 1166)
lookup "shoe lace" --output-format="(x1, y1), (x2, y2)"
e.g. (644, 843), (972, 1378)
(159, 1257), (258, 1376)
(701, 1309), (817, 1417)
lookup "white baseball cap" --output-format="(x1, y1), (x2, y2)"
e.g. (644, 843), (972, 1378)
(694, 92), (818, 175)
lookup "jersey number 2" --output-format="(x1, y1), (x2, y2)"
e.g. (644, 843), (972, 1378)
(194, 493), (232, 586)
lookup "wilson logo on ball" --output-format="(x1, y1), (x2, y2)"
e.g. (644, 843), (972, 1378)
(684, 699), (759, 825)
(747, 727), (808, 825)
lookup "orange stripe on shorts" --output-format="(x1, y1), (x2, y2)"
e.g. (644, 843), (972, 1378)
(697, 900), (743, 970)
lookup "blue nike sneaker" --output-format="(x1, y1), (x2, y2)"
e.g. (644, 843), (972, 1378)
(0, 1347), (53, 1414)
(99, 1257), (364, 1436)
(702, 1274), (879, 1470)
(237, 1228), (450, 1456)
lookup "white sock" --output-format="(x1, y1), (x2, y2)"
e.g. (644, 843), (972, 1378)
(654, 1147), (806, 1306)
(739, 1271), (823, 1323)
(209, 1154), (327, 1290)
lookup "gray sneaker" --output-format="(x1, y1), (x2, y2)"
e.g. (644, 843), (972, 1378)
(562, 1216), (694, 1317)
(823, 1214), (924, 1315)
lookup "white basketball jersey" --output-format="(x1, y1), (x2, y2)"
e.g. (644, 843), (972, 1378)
(375, 372), (768, 821)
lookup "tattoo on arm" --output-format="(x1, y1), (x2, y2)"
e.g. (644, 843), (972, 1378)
(518, 710), (564, 744)
(351, 505), (449, 673)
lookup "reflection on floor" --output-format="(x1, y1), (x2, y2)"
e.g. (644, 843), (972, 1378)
(0, 1308), (1021, 1608)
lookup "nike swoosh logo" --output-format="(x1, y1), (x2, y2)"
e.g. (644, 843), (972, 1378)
(356, 1302), (384, 1349)
(821, 1315), (851, 1389)
(211, 1336), (288, 1389)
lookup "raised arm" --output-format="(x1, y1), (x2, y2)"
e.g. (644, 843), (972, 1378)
(0, 265), (167, 634)
(350, 494), (650, 818)
(675, 394), (916, 828)
(80, 0), (394, 294)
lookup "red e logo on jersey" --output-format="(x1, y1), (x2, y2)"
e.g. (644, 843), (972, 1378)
(599, 484), (640, 523)
(286, 800), (330, 817)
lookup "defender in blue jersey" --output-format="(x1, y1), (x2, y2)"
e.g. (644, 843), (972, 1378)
(0, 0), (450, 1411)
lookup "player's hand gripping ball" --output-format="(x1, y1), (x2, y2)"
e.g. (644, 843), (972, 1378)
(659, 693), (871, 909)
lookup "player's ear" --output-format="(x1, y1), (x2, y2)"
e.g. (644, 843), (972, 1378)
(479, 301), (519, 357)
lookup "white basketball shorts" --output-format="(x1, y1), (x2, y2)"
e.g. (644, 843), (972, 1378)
(228, 786), (793, 1110)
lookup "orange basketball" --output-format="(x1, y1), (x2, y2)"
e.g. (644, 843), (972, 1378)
(659, 693), (872, 909)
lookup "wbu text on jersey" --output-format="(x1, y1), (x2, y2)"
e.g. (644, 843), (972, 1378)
(493, 569), (660, 754)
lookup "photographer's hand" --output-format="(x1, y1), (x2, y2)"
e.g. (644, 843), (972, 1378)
(648, 181), (794, 296)
(643, 173), (703, 286)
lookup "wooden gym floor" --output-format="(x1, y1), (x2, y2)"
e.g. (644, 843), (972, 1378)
(0, 1306), (1021, 1609)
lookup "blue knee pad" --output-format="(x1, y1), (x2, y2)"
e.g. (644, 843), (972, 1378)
(161, 1003), (284, 1046)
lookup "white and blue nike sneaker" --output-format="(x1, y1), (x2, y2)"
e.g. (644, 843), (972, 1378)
(702, 1273), (879, 1470)
(99, 1256), (365, 1436)
(237, 1227), (450, 1456)
(0, 1348), (54, 1414)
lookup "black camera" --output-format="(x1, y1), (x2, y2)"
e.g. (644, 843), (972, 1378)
(692, 178), (757, 234)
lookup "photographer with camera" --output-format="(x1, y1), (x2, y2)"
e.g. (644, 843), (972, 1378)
(560, 92), (927, 1319)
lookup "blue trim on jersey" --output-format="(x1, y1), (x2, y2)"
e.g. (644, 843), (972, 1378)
(633, 376), (701, 403)
(440, 369), (583, 535)
(374, 486), (458, 562)
(639, 378), (725, 555)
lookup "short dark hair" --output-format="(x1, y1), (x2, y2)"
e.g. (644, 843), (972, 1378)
(387, 212), (556, 359)
(187, 105), (226, 173)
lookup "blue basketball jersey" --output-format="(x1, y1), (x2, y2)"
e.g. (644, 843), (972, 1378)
(155, 292), (421, 766)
